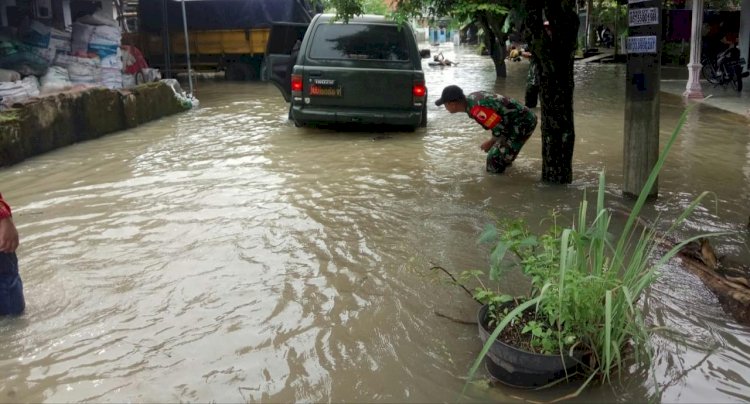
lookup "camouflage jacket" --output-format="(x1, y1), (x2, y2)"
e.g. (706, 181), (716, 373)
(465, 91), (535, 138)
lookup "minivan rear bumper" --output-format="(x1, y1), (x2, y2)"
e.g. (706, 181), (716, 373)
(291, 105), (423, 126)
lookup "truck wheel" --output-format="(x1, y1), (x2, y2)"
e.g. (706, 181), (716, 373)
(225, 63), (252, 81)
(288, 105), (303, 127)
(419, 103), (427, 127)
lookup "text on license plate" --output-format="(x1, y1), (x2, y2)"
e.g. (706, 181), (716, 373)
(310, 85), (342, 96)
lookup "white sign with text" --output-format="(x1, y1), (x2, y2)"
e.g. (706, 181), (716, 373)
(627, 36), (658, 54)
(629, 7), (659, 27)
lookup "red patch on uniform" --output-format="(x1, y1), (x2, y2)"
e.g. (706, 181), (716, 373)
(470, 105), (502, 130)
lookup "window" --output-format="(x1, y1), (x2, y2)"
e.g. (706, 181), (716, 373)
(309, 23), (410, 61)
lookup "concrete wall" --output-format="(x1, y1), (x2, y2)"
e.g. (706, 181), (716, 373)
(0, 82), (189, 167)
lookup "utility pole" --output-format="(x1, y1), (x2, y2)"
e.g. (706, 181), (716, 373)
(180, 0), (193, 95)
(623, 0), (662, 198)
(161, 0), (172, 79)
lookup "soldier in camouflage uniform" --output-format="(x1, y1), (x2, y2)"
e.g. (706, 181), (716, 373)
(435, 85), (537, 174)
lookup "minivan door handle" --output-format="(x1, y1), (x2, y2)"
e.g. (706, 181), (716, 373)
(309, 71), (322, 77)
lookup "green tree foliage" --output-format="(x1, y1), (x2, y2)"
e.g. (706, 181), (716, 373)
(363, 0), (390, 15)
(704, 0), (743, 9)
(323, 0), (390, 18)
(325, 0), (364, 22)
(391, 0), (512, 77)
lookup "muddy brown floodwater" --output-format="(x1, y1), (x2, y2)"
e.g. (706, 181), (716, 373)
(1, 44), (749, 402)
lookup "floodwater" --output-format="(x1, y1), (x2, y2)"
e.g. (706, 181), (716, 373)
(1, 44), (750, 403)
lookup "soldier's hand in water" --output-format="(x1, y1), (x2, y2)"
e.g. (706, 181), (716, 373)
(0, 217), (19, 253)
(480, 138), (497, 152)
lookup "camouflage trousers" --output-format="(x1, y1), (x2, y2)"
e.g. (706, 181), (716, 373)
(485, 115), (537, 173)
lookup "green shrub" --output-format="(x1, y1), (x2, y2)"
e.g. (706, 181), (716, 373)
(463, 107), (722, 394)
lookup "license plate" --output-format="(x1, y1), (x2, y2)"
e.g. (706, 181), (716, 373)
(310, 84), (342, 97)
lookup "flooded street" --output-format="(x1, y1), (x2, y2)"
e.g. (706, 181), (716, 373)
(2, 44), (750, 402)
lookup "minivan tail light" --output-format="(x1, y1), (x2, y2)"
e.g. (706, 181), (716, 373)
(291, 74), (303, 92)
(412, 83), (426, 98)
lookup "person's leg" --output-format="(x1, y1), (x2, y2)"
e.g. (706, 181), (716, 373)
(485, 112), (538, 173)
(0, 252), (25, 316)
(525, 84), (539, 108)
(486, 135), (513, 173)
(509, 116), (538, 161)
(525, 63), (540, 108)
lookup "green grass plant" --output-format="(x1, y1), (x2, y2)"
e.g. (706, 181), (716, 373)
(463, 107), (721, 394)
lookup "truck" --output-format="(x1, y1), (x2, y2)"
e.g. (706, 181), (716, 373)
(122, 0), (319, 80)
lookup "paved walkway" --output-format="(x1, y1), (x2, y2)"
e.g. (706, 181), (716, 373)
(660, 66), (750, 118)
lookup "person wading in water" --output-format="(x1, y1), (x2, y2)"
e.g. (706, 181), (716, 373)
(435, 85), (537, 174)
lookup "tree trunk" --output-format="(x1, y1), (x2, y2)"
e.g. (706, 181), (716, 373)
(477, 13), (507, 78)
(539, 63), (575, 183)
(527, 0), (579, 184)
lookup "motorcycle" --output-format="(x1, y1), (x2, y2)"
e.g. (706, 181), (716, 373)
(701, 45), (749, 92)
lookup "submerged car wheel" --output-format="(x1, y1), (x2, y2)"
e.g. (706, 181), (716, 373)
(288, 106), (303, 127)
(419, 104), (427, 128)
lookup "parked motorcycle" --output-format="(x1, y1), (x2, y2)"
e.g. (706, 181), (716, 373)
(701, 44), (749, 92)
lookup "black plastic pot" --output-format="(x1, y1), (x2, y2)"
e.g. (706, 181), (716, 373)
(477, 304), (582, 389)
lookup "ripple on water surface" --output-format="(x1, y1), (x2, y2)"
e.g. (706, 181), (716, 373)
(1, 46), (750, 402)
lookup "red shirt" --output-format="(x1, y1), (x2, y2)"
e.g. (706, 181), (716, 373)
(0, 193), (12, 220)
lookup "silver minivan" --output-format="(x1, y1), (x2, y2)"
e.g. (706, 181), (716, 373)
(265, 14), (427, 130)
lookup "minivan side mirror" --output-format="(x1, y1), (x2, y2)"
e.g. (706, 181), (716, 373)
(419, 49), (431, 59)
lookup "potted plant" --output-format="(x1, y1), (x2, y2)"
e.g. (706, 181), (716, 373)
(462, 108), (720, 392)
(465, 213), (592, 389)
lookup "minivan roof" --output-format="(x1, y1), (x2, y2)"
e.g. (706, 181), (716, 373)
(315, 13), (401, 25)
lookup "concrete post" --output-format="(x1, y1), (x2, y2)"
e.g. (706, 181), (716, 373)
(684, 0), (704, 99)
(0, 0), (13, 27)
(740, 0), (750, 71)
(62, 0), (72, 28)
(0, 1), (5, 28)
(624, 1), (662, 199)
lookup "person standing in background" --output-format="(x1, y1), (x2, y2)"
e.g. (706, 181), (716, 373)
(0, 193), (25, 316)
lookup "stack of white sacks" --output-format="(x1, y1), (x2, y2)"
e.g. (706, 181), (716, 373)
(0, 76), (40, 108)
(49, 28), (73, 56)
(68, 11), (124, 89)
(94, 25), (124, 89)
(0, 11), (135, 108)
(24, 20), (55, 63)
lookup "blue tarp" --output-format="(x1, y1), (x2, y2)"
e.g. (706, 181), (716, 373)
(138, 0), (318, 33)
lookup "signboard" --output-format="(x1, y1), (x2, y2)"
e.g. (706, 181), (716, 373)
(627, 36), (657, 54)
(629, 7), (659, 27)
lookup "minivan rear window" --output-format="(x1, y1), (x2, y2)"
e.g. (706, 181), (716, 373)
(309, 23), (410, 61)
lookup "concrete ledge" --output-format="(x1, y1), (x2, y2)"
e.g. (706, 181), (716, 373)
(0, 82), (189, 167)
